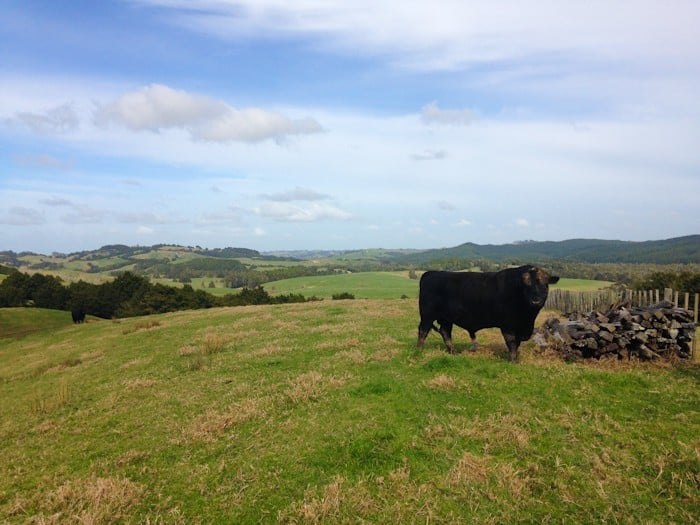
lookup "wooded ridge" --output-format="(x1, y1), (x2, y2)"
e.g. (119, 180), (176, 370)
(2, 235), (699, 266)
(395, 235), (700, 265)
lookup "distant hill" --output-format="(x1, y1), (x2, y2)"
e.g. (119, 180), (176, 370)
(394, 236), (700, 265)
(1, 236), (698, 270)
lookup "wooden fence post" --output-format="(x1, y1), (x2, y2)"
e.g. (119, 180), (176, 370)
(693, 293), (699, 359)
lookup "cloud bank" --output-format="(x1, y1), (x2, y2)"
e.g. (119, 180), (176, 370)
(421, 102), (473, 126)
(96, 84), (323, 143)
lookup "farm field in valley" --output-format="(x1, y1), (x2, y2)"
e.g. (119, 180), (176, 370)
(0, 301), (697, 523)
(263, 273), (612, 299)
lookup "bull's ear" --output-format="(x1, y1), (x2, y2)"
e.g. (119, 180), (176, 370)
(549, 275), (560, 284)
(522, 271), (532, 286)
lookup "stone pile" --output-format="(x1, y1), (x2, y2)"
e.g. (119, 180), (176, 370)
(536, 300), (696, 361)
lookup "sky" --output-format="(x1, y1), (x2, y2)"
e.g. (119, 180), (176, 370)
(1, 1), (700, 254)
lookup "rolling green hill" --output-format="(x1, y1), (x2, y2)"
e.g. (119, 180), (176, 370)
(2, 236), (699, 279)
(1, 304), (698, 522)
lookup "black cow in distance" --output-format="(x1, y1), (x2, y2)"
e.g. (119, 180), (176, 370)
(417, 265), (559, 362)
(71, 307), (86, 324)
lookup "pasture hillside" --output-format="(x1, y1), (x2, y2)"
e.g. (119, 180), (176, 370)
(262, 273), (612, 299)
(1, 302), (698, 523)
(263, 271), (419, 299)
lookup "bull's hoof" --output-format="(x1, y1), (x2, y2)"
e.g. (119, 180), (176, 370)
(470, 342), (479, 352)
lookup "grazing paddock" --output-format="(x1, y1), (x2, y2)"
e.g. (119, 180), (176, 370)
(0, 301), (697, 523)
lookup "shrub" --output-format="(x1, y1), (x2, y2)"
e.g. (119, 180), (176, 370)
(332, 292), (355, 300)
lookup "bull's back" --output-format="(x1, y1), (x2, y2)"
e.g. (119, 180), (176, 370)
(419, 271), (500, 323)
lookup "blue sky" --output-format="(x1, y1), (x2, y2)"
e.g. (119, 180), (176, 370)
(2, 1), (699, 254)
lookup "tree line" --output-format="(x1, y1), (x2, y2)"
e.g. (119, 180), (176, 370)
(0, 270), (315, 319)
(423, 258), (700, 288)
(631, 270), (700, 294)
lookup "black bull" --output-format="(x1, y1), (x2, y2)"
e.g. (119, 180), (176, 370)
(71, 307), (86, 324)
(417, 265), (559, 362)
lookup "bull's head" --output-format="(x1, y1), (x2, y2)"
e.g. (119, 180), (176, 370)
(522, 267), (559, 307)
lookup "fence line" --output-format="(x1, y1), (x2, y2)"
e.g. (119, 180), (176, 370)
(545, 288), (700, 324)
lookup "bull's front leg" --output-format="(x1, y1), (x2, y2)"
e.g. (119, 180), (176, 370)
(501, 330), (521, 363)
(438, 322), (457, 354)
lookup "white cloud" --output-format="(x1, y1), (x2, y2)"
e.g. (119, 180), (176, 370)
(10, 103), (79, 134)
(60, 206), (106, 224)
(115, 211), (170, 224)
(137, 226), (155, 235)
(455, 219), (472, 227)
(260, 186), (330, 202)
(436, 200), (456, 211)
(411, 149), (448, 161)
(40, 197), (74, 207)
(196, 209), (245, 226)
(14, 154), (74, 170)
(256, 202), (352, 222)
(95, 83), (323, 143)
(187, 2), (697, 70)
(515, 218), (530, 227)
(421, 102), (473, 126)
(0, 207), (45, 226)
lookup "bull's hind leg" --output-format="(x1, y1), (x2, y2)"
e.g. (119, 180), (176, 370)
(437, 321), (457, 354)
(469, 331), (478, 351)
(417, 320), (432, 348)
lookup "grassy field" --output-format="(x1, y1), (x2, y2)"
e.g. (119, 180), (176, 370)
(264, 273), (613, 300)
(0, 303), (698, 523)
(0, 308), (75, 339)
(264, 271), (419, 299)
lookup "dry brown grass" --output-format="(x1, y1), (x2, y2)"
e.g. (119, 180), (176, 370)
(285, 371), (349, 405)
(333, 348), (367, 364)
(279, 466), (439, 524)
(120, 357), (153, 369)
(449, 413), (531, 454)
(79, 350), (104, 362)
(201, 331), (230, 354)
(186, 397), (267, 442)
(424, 373), (464, 391)
(26, 475), (144, 524)
(122, 319), (161, 334)
(447, 451), (490, 485)
(123, 378), (158, 389)
(444, 451), (532, 515)
(370, 347), (401, 362)
(279, 476), (346, 524)
(115, 450), (150, 467)
(30, 381), (70, 415)
(176, 345), (198, 357)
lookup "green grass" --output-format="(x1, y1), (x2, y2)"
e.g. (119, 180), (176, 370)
(0, 308), (75, 339)
(264, 271), (419, 299)
(0, 303), (698, 523)
(552, 278), (614, 291)
(263, 272), (612, 299)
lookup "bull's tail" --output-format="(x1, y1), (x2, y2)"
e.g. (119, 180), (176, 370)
(431, 323), (440, 332)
